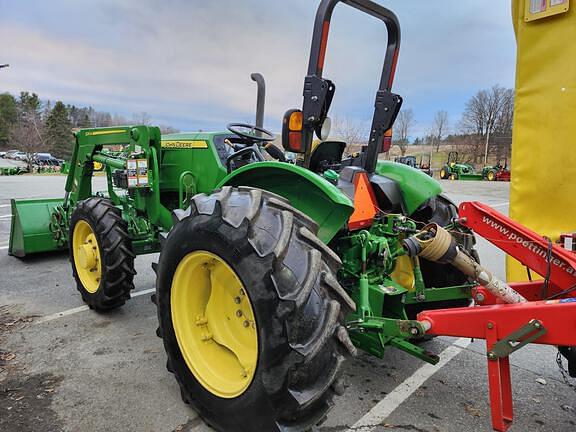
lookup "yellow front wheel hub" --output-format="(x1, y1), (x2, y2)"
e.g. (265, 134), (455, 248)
(171, 251), (258, 399)
(72, 220), (102, 294)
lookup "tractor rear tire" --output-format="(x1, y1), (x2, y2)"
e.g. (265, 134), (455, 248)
(155, 187), (356, 432)
(69, 197), (136, 311)
(439, 167), (449, 179)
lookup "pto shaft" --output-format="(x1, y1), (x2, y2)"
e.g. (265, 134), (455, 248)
(404, 223), (527, 304)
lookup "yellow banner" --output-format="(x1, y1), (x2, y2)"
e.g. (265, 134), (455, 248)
(508, 1), (576, 281)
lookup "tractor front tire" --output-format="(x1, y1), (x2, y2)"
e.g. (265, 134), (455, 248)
(69, 197), (136, 311)
(155, 187), (356, 432)
(439, 167), (449, 179)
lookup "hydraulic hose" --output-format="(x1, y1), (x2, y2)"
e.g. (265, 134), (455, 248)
(404, 223), (527, 304)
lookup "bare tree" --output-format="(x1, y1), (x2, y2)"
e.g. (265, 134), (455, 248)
(460, 85), (514, 163)
(111, 114), (128, 126)
(432, 110), (448, 152)
(159, 125), (180, 134)
(393, 108), (415, 156)
(92, 111), (113, 127)
(332, 116), (368, 155)
(11, 111), (46, 171)
(132, 112), (151, 126)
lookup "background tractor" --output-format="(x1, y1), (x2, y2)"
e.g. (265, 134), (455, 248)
(9, 0), (479, 430)
(439, 151), (483, 180)
(482, 157), (511, 181)
(394, 154), (432, 177)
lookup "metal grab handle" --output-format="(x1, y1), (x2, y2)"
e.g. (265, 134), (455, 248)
(307, 0), (401, 90)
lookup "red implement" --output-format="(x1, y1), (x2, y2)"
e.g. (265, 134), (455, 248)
(418, 202), (576, 432)
(459, 201), (576, 293)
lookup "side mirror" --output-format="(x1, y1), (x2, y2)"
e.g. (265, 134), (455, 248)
(316, 116), (332, 141)
(282, 109), (305, 153)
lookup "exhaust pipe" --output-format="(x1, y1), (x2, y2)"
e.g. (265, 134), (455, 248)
(404, 223), (527, 304)
(251, 73), (266, 129)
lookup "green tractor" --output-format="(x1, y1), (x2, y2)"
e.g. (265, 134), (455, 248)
(439, 151), (483, 180)
(482, 157), (511, 182)
(9, 1), (478, 430)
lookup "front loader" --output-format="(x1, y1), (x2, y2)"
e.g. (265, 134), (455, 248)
(8, 1), (490, 430)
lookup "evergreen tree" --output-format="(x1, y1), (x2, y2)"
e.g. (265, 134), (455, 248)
(46, 101), (74, 159)
(77, 111), (92, 128)
(18, 92), (41, 118)
(0, 93), (17, 147)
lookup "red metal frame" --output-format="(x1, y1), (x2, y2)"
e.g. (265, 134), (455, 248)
(459, 201), (576, 292)
(417, 202), (576, 431)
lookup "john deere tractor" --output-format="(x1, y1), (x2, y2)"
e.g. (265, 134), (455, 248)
(9, 1), (477, 430)
(439, 151), (482, 180)
(482, 157), (511, 181)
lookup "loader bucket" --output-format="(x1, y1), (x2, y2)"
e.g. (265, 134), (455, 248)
(9, 198), (66, 257)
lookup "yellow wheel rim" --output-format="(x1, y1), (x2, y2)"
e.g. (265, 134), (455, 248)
(171, 251), (258, 399)
(488, 171), (495, 181)
(72, 220), (102, 294)
(440, 169), (446, 178)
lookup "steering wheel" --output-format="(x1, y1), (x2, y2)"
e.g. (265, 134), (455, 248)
(227, 123), (275, 143)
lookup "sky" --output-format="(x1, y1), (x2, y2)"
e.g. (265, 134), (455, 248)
(0, 0), (517, 138)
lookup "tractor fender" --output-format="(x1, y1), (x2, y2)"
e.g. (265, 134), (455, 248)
(375, 161), (442, 215)
(217, 162), (354, 243)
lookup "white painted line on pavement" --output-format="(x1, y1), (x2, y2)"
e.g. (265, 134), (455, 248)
(490, 202), (509, 208)
(349, 337), (472, 432)
(0, 245), (8, 250)
(35, 287), (156, 324)
(0, 204), (11, 208)
(0, 214), (13, 219)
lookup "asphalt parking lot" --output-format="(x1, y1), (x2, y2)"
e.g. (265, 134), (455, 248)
(1, 175), (575, 432)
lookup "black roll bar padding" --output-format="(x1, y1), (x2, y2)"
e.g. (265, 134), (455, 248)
(301, 0), (402, 173)
(251, 73), (266, 129)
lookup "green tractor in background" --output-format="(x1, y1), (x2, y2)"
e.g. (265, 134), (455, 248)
(8, 1), (478, 430)
(439, 151), (483, 180)
(482, 157), (511, 182)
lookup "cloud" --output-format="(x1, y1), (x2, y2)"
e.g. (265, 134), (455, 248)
(0, 0), (516, 136)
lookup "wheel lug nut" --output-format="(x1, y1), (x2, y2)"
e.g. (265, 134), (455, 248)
(236, 310), (243, 317)
(239, 289), (245, 296)
(243, 320), (250, 328)
(234, 297), (241, 304)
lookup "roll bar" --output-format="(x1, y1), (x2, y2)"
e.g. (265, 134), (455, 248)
(301, 0), (403, 173)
